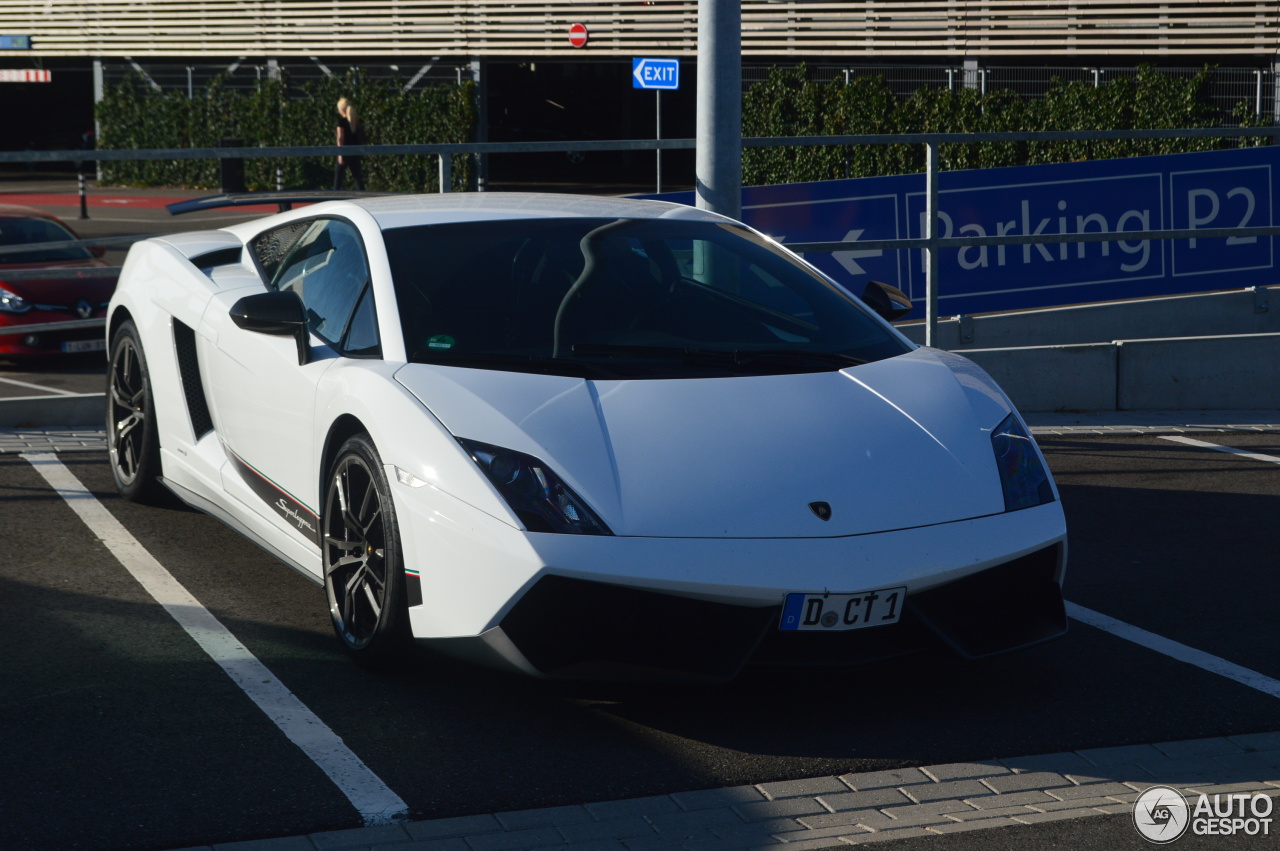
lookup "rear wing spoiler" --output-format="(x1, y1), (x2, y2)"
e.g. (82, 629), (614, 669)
(166, 190), (398, 216)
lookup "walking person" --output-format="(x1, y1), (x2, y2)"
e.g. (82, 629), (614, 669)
(333, 97), (367, 191)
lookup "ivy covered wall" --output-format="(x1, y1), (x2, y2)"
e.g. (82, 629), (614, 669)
(96, 71), (476, 191)
(742, 65), (1266, 187)
(96, 64), (1264, 191)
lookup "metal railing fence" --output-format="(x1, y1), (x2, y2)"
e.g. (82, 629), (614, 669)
(4, 124), (1280, 346)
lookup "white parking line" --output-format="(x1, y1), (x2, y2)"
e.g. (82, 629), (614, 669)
(21, 452), (409, 826)
(1067, 602), (1280, 699)
(1159, 435), (1280, 464)
(0, 376), (81, 396)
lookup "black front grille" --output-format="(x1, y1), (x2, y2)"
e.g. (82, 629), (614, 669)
(172, 320), (214, 438)
(500, 575), (776, 681)
(907, 544), (1066, 659)
(500, 544), (1066, 681)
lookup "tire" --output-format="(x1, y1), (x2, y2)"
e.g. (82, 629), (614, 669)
(107, 320), (166, 503)
(322, 434), (412, 667)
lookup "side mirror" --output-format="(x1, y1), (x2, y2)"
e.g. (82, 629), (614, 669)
(861, 280), (914, 322)
(230, 290), (310, 365)
(89, 245), (107, 259)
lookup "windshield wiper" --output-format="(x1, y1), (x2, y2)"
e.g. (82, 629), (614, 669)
(572, 344), (865, 369)
(411, 349), (621, 379)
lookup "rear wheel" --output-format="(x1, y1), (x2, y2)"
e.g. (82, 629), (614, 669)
(107, 320), (166, 503)
(322, 434), (412, 667)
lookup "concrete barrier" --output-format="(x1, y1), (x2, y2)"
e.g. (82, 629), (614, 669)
(963, 344), (1117, 413)
(899, 285), (1279, 350)
(0, 394), (105, 428)
(1117, 332), (1280, 410)
(890, 284), (1280, 411)
(953, 331), (1280, 412)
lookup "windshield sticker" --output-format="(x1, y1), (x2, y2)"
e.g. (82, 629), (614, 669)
(426, 334), (456, 350)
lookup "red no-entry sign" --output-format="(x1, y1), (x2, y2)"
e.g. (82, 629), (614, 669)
(568, 23), (589, 48)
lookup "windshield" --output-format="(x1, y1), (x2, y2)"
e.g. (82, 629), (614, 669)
(0, 217), (92, 264)
(384, 217), (909, 378)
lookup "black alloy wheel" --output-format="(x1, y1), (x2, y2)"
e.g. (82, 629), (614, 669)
(322, 434), (412, 666)
(107, 320), (165, 503)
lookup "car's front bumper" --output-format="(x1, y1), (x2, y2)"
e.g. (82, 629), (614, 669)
(0, 310), (106, 355)
(485, 543), (1064, 680)
(394, 482), (1067, 679)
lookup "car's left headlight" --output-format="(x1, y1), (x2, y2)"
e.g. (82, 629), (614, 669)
(459, 438), (612, 535)
(0, 285), (31, 314)
(991, 413), (1055, 512)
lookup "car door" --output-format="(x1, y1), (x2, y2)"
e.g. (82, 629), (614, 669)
(203, 216), (379, 548)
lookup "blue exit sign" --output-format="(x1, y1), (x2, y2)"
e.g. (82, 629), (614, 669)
(632, 58), (679, 90)
(0, 35), (31, 50)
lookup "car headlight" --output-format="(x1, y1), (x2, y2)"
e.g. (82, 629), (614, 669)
(459, 438), (612, 535)
(991, 413), (1055, 512)
(0, 285), (31, 313)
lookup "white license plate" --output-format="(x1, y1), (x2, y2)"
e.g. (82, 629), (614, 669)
(779, 586), (907, 632)
(62, 339), (106, 353)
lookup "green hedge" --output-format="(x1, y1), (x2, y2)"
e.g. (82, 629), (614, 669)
(743, 65), (1262, 186)
(100, 64), (1264, 191)
(97, 71), (476, 191)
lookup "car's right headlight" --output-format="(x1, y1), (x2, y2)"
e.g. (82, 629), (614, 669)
(459, 438), (612, 535)
(991, 413), (1055, 512)
(0, 285), (31, 313)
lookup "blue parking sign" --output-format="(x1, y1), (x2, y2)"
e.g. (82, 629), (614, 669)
(632, 58), (679, 90)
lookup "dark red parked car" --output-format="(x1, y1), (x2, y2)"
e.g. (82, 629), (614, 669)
(0, 204), (116, 356)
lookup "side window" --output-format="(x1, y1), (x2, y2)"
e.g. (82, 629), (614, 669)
(272, 219), (370, 347)
(342, 285), (381, 358)
(250, 219), (313, 281)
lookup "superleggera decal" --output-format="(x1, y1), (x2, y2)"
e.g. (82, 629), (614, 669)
(225, 446), (322, 547)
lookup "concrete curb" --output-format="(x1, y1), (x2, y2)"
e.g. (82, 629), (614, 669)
(163, 732), (1280, 851)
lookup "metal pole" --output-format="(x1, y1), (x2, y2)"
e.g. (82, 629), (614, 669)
(276, 167), (283, 191)
(656, 90), (662, 195)
(439, 153), (452, 193)
(78, 171), (89, 220)
(471, 58), (487, 192)
(93, 59), (104, 183)
(695, 0), (741, 219)
(925, 142), (940, 347)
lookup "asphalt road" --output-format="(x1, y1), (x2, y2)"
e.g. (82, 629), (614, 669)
(1, 432), (1277, 850)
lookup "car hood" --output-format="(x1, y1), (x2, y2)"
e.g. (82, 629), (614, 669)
(394, 348), (1017, 538)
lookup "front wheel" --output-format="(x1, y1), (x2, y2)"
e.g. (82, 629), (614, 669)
(322, 434), (412, 667)
(107, 320), (166, 503)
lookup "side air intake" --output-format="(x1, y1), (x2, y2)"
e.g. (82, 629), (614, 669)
(172, 320), (214, 439)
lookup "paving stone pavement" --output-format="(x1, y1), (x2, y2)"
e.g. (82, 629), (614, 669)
(0, 426), (110, 454)
(163, 732), (1280, 851)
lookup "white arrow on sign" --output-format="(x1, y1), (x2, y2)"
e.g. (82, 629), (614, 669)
(832, 229), (883, 276)
(631, 58), (679, 90)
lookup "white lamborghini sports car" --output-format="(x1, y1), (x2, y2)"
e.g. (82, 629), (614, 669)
(106, 193), (1068, 680)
